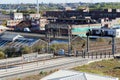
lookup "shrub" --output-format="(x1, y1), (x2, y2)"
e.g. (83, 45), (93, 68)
(0, 51), (5, 59)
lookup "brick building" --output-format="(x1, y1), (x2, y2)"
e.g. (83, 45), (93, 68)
(44, 9), (120, 20)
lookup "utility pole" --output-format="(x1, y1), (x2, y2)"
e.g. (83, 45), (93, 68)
(112, 37), (115, 57)
(87, 35), (89, 52)
(48, 30), (50, 53)
(37, 0), (39, 14)
(68, 25), (71, 55)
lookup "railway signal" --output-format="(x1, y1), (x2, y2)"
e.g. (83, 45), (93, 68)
(86, 27), (120, 57)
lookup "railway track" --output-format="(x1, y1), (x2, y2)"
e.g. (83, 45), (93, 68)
(0, 56), (63, 69)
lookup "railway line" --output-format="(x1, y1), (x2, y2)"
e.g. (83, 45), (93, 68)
(0, 37), (120, 70)
(0, 54), (60, 69)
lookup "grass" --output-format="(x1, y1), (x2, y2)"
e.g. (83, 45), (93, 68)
(73, 59), (120, 79)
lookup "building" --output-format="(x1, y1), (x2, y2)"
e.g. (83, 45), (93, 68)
(39, 18), (49, 30)
(13, 13), (23, 20)
(14, 20), (31, 31)
(43, 9), (120, 20)
(41, 70), (119, 80)
(29, 14), (40, 20)
(45, 18), (101, 37)
(0, 32), (40, 49)
(7, 20), (22, 30)
(30, 17), (48, 32)
(0, 33), (23, 41)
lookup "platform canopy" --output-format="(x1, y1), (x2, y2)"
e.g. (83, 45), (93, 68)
(41, 70), (119, 80)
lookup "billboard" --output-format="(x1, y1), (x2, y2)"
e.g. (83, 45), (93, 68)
(22, 53), (38, 62)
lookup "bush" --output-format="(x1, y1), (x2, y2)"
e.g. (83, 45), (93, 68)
(39, 71), (44, 75)
(20, 46), (32, 54)
(0, 51), (5, 59)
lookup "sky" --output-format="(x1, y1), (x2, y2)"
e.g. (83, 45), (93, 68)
(0, 0), (120, 4)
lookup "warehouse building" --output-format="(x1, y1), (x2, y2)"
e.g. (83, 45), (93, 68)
(0, 33), (40, 49)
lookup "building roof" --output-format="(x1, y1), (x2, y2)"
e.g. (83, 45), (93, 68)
(0, 33), (23, 41)
(41, 70), (119, 80)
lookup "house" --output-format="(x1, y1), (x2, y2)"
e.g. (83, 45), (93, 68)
(13, 13), (23, 20)
(41, 70), (119, 80)
(29, 14), (40, 20)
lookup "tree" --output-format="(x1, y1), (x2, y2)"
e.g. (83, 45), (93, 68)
(0, 51), (5, 59)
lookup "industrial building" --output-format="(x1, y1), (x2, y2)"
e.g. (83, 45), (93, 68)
(7, 12), (48, 33)
(45, 18), (102, 37)
(0, 32), (40, 49)
(44, 9), (120, 20)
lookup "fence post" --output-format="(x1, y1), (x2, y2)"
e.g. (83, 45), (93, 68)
(100, 53), (101, 58)
(92, 53), (93, 59)
(109, 52), (110, 58)
(82, 50), (84, 58)
(88, 52), (89, 58)
(104, 52), (106, 58)
(96, 53), (97, 59)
